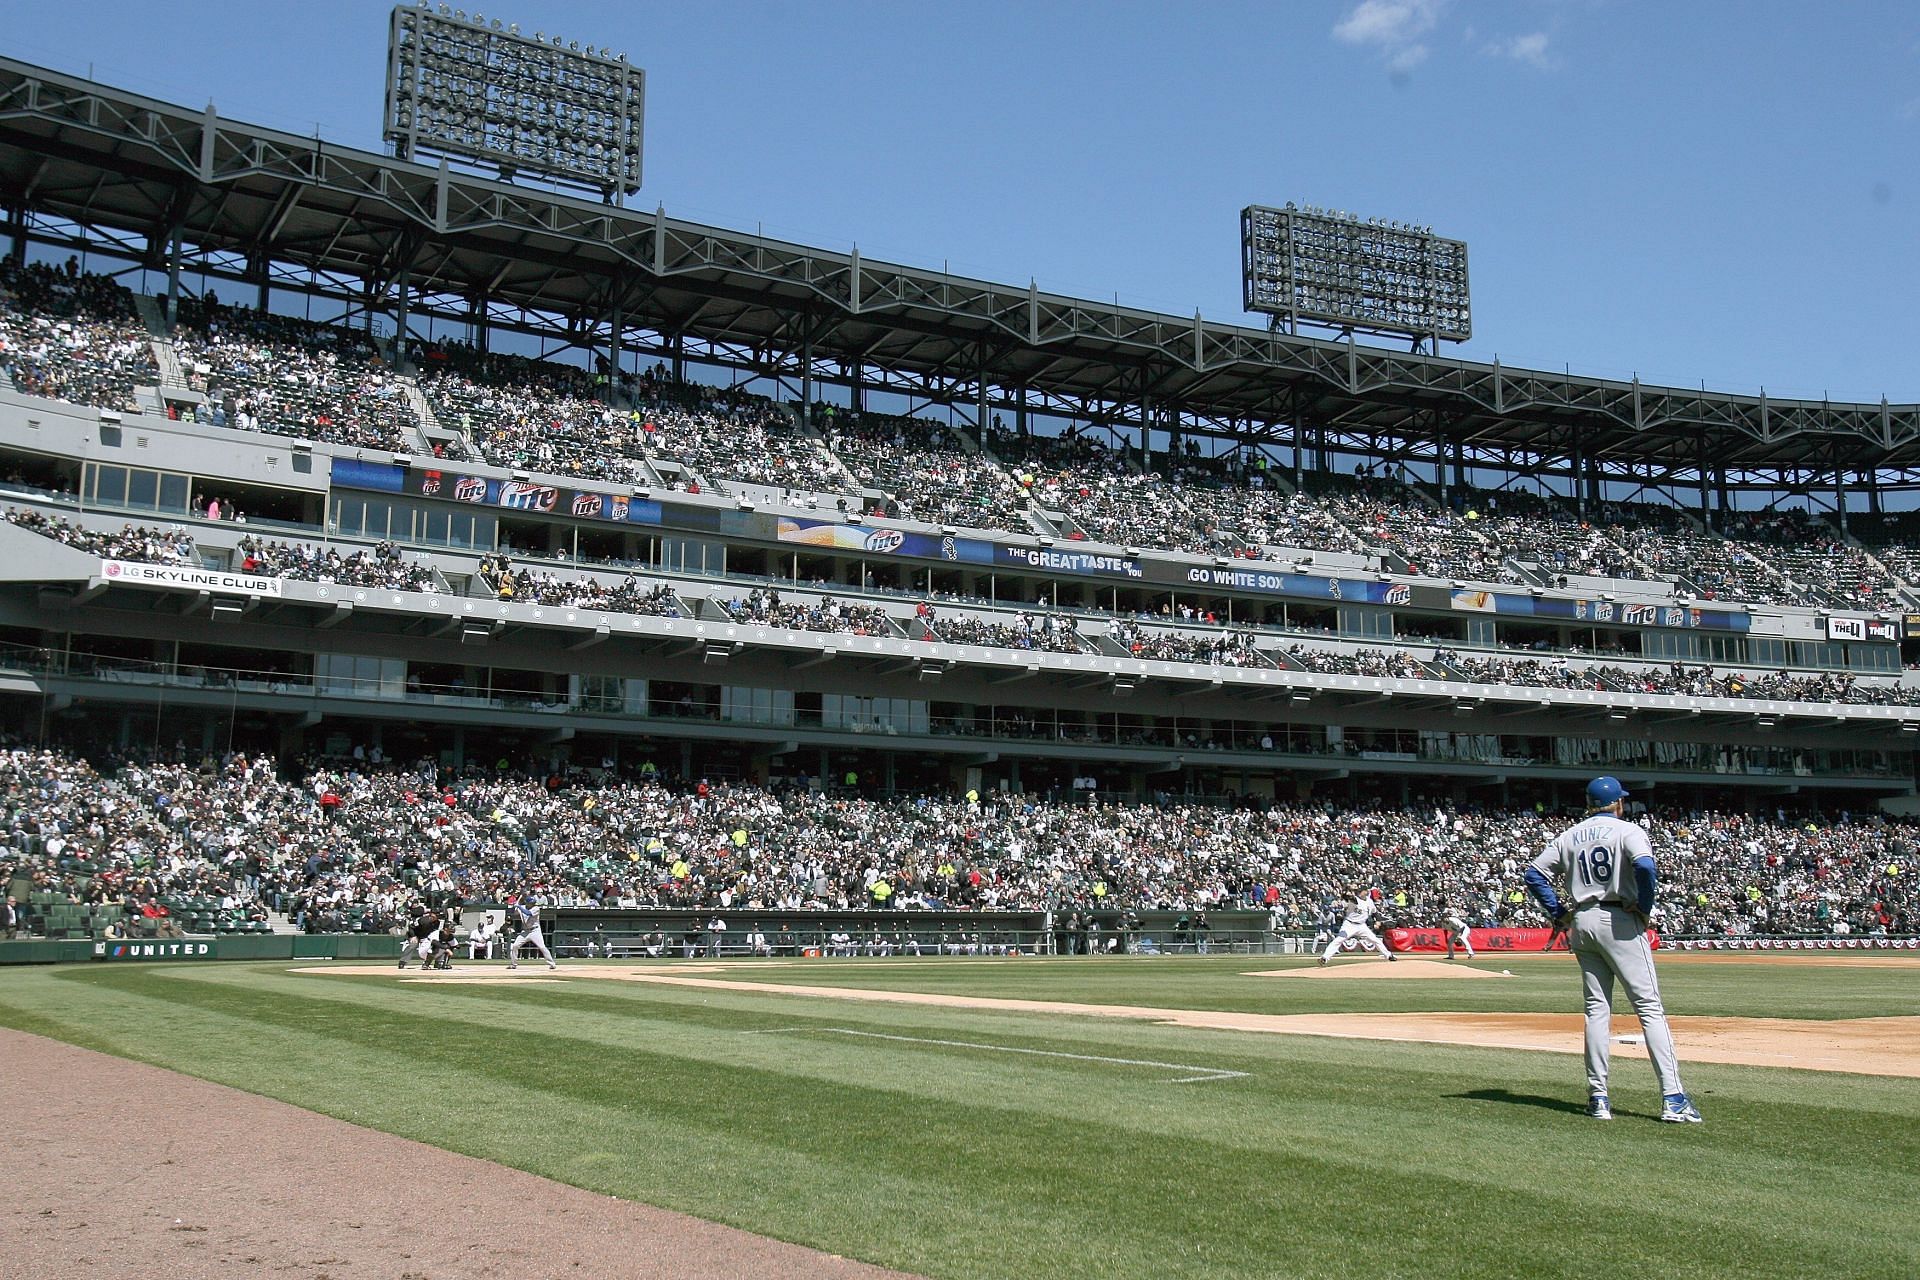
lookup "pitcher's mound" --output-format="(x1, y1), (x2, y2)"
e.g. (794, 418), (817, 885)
(1251, 959), (1513, 980)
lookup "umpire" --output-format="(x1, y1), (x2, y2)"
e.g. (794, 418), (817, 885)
(1524, 776), (1703, 1124)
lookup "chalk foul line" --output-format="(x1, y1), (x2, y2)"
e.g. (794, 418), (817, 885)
(741, 1026), (1247, 1084)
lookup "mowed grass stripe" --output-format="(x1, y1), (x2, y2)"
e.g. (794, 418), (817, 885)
(46, 963), (1920, 1194)
(4, 963), (1918, 1279)
(696, 953), (1920, 1020)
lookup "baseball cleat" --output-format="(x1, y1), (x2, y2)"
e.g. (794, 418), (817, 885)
(1387, 954), (1397, 961)
(1317, 957), (1328, 967)
(1659, 1094), (1703, 1124)
(1587, 1094), (1612, 1120)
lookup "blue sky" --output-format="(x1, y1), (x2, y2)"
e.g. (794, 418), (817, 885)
(7, 0), (1919, 401)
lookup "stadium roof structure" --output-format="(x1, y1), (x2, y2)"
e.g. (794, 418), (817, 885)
(2, 54), (1917, 484)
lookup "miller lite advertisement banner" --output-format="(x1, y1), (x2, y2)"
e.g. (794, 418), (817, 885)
(1450, 589), (1750, 633)
(774, 517), (998, 566)
(332, 458), (700, 530)
(1387, 925), (1661, 953)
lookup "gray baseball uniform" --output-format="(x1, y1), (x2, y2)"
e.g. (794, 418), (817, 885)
(1530, 813), (1684, 1099)
(1319, 894), (1394, 963)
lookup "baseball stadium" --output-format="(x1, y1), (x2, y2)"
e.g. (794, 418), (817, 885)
(1, 7), (1917, 1278)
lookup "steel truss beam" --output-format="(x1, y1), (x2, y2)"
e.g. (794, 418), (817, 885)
(4, 54), (1919, 485)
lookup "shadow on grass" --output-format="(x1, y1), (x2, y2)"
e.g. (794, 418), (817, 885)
(1449, 1087), (1588, 1116)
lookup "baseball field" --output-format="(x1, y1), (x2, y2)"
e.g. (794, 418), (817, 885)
(4, 952), (1918, 1279)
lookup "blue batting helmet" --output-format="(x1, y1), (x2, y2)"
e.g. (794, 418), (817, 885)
(1587, 776), (1629, 807)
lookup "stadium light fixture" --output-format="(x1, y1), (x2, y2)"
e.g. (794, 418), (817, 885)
(384, 4), (644, 202)
(1241, 204), (1471, 345)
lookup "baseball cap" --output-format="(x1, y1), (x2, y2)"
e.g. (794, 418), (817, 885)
(1587, 776), (1629, 807)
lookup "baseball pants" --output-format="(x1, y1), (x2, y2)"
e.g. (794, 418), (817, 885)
(1570, 903), (1684, 1098)
(1321, 922), (1392, 962)
(509, 928), (556, 966)
(1447, 925), (1474, 958)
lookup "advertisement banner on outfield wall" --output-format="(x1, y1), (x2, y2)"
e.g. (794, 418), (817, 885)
(1387, 926), (1661, 953)
(93, 940), (215, 961)
(1449, 590), (1749, 633)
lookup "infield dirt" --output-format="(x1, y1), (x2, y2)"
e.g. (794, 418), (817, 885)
(0, 1027), (917, 1280)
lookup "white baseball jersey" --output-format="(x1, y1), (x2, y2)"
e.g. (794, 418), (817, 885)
(1532, 813), (1653, 908)
(1341, 896), (1374, 927)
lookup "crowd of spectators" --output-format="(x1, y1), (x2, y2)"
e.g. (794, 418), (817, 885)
(0, 260), (157, 412)
(9, 274), (1920, 616)
(920, 604), (1086, 654)
(170, 295), (419, 451)
(987, 426), (1196, 548)
(1431, 650), (1920, 708)
(478, 553), (681, 616)
(4, 742), (1910, 939)
(1282, 645), (1433, 679)
(1606, 503), (1795, 605)
(1324, 476), (1504, 581)
(1718, 509), (1905, 610)
(236, 536), (439, 593)
(13, 511), (1920, 711)
(640, 383), (844, 495)
(5, 507), (197, 564)
(1111, 621), (1265, 666)
(419, 350), (649, 484)
(722, 587), (894, 636)
(823, 407), (1023, 528)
